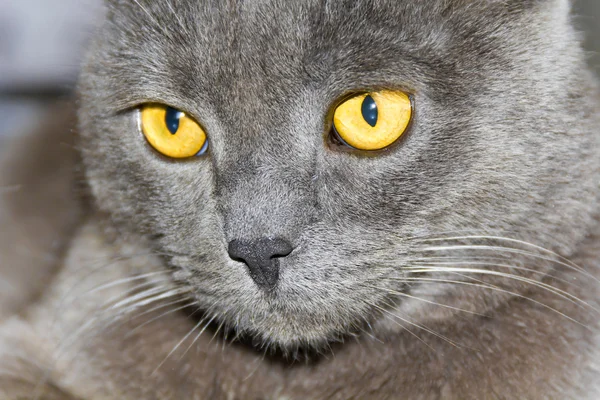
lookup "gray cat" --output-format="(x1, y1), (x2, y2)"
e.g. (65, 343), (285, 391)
(1, 0), (599, 398)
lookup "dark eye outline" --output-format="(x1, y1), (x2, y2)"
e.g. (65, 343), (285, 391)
(326, 91), (415, 155)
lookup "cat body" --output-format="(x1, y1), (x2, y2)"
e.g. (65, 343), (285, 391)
(1, 0), (600, 399)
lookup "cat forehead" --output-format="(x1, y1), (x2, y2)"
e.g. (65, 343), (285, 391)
(108, 0), (544, 17)
(105, 0), (558, 68)
(106, 0), (538, 46)
(98, 0), (563, 111)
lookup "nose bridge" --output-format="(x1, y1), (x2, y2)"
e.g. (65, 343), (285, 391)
(213, 81), (316, 242)
(216, 150), (314, 243)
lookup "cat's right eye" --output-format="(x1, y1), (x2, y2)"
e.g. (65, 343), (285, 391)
(140, 104), (208, 159)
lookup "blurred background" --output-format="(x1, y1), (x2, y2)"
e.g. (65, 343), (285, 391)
(0, 0), (599, 145)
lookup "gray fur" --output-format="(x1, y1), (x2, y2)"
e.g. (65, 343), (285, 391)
(1, 0), (600, 398)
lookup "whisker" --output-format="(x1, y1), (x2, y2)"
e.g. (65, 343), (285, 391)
(132, 297), (196, 321)
(53, 287), (174, 356)
(58, 252), (166, 302)
(373, 302), (461, 348)
(35, 248), (184, 399)
(418, 243), (599, 285)
(123, 301), (198, 338)
(408, 260), (582, 291)
(152, 311), (216, 376)
(182, 314), (217, 360)
(46, 255), (175, 345)
(415, 235), (585, 270)
(379, 313), (435, 351)
(52, 318), (98, 362)
(365, 284), (487, 317)
(243, 348), (269, 382)
(393, 277), (592, 330)
(100, 279), (173, 310)
(444, 271), (504, 288)
(409, 255), (526, 263)
(210, 317), (227, 346)
(403, 266), (599, 314)
(110, 287), (181, 310)
(152, 318), (207, 376)
(87, 288), (191, 338)
(85, 271), (170, 295)
(356, 313), (385, 344)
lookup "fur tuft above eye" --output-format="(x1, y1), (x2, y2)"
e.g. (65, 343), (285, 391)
(332, 91), (412, 151)
(140, 105), (209, 159)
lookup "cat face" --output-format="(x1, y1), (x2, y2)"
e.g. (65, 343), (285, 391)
(78, 0), (600, 350)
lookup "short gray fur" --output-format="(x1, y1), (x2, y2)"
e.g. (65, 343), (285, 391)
(1, 0), (600, 398)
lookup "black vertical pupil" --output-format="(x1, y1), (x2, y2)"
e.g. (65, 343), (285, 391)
(361, 95), (378, 127)
(165, 107), (184, 134)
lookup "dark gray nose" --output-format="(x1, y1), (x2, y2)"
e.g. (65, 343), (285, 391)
(228, 237), (293, 291)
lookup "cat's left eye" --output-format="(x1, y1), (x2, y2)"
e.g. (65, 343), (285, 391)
(140, 104), (208, 159)
(332, 90), (412, 151)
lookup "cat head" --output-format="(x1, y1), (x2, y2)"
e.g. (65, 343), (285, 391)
(78, 0), (600, 351)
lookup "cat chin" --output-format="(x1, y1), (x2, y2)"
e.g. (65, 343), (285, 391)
(205, 307), (355, 353)
(240, 325), (345, 355)
(187, 290), (376, 354)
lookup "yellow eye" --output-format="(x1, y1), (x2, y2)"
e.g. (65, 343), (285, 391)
(332, 90), (412, 151)
(140, 104), (208, 158)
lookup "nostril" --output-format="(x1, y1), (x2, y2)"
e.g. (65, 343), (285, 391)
(227, 237), (294, 290)
(264, 238), (294, 259)
(227, 237), (293, 262)
(227, 240), (249, 262)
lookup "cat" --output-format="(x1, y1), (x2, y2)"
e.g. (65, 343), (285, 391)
(1, 0), (600, 398)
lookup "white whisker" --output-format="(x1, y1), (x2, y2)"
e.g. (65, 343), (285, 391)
(373, 302), (461, 348)
(152, 317), (210, 376)
(112, 288), (189, 312)
(379, 313), (435, 351)
(132, 297), (196, 320)
(178, 314), (218, 362)
(110, 286), (173, 310)
(86, 271), (170, 295)
(419, 243), (599, 284)
(366, 284), (487, 317)
(416, 235), (585, 270)
(394, 277), (592, 330)
(403, 266), (598, 313)
(124, 301), (198, 338)
(409, 260), (581, 290)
